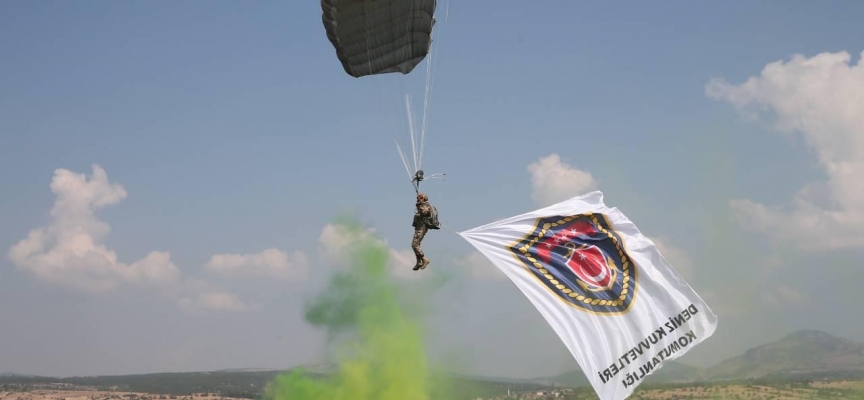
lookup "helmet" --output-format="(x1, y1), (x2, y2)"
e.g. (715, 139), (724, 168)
(417, 193), (428, 202)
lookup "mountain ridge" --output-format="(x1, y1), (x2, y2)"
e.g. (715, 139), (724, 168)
(705, 329), (864, 381)
(533, 329), (864, 387)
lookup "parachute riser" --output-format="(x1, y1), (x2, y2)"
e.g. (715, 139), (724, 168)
(411, 169), (446, 195)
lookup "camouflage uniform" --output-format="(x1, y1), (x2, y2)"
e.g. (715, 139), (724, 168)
(412, 194), (433, 270)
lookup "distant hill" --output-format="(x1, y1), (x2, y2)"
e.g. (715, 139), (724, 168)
(529, 330), (864, 387)
(542, 369), (589, 387)
(706, 330), (864, 381)
(0, 370), (300, 398)
(642, 360), (706, 383)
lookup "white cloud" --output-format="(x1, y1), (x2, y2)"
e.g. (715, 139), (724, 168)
(649, 236), (695, 282)
(205, 248), (309, 281)
(317, 223), (424, 280)
(707, 50), (864, 250)
(453, 251), (506, 280)
(166, 277), (251, 313)
(8, 165), (247, 313)
(388, 248), (426, 281)
(7, 165), (181, 294)
(527, 154), (598, 207)
(317, 223), (378, 266)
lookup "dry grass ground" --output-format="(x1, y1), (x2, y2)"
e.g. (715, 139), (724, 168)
(0, 390), (249, 400)
(628, 380), (864, 400)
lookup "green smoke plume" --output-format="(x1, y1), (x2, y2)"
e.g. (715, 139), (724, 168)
(262, 217), (455, 400)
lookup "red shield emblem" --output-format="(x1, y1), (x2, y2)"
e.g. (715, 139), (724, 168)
(509, 213), (638, 314)
(565, 244), (612, 288)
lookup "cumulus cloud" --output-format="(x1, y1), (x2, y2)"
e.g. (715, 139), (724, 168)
(8, 165), (246, 312)
(7, 165), (181, 294)
(707, 50), (864, 250)
(318, 223), (423, 280)
(205, 248), (309, 281)
(317, 223), (378, 266)
(528, 154), (598, 207)
(453, 251), (506, 280)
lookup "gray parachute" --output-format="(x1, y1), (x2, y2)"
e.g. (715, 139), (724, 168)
(321, 0), (436, 78)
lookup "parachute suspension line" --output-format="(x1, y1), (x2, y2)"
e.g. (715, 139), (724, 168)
(417, 0), (451, 170)
(362, 0), (444, 194)
(410, 0), (452, 194)
(411, 0), (425, 174)
(416, 32), (434, 170)
(369, 0), (411, 182)
(390, 0), (418, 182)
(323, 0), (439, 193)
(405, 95), (420, 173)
(418, 37), (433, 170)
(395, 140), (414, 183)
(417, 0), (436, 170)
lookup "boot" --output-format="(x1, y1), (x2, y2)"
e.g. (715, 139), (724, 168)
(419, 257), (430, 270)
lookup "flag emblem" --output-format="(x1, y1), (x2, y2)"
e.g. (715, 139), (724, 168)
(508, 213), (638, 314)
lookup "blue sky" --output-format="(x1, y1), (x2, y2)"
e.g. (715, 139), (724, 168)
(2, 1), (864, 379)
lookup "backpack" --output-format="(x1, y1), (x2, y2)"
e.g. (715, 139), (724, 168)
(426, 205), (441, 229)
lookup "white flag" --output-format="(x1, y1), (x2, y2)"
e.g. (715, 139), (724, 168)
(458, 191), (717, 400)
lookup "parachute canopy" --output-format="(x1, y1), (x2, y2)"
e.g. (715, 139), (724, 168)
(321, 0), (436, 78)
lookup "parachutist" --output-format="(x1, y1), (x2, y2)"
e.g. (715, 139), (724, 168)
(412, 192), (439, 270)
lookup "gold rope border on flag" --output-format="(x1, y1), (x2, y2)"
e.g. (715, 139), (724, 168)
(514, 213), (633, 308)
